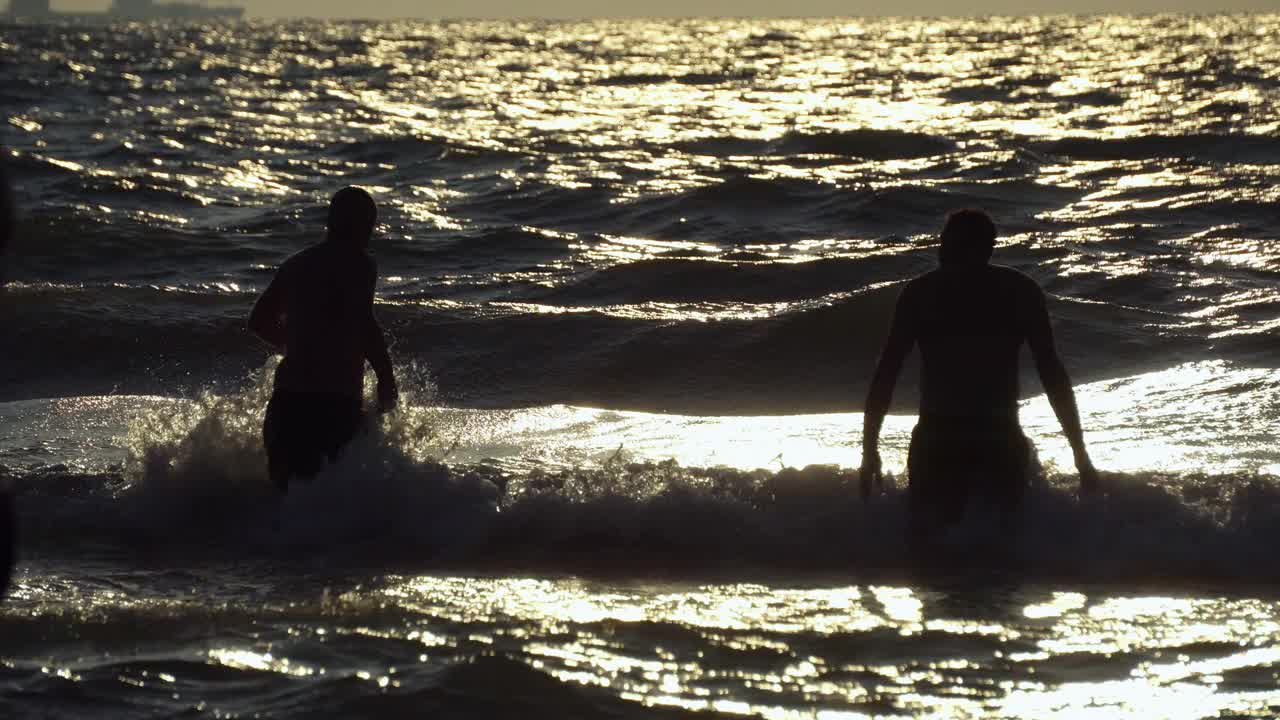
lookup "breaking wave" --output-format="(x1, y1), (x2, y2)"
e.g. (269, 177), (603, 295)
(7, 378), (1279, 586)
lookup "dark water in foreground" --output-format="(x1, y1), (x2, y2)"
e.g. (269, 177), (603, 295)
(2, 14), (1279, 718)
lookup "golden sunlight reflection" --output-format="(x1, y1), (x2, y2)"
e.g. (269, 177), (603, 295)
(218, 160), (294, 196)
(998, 679), (1228, 720)
(1019, 361), (1278, 474)
(387, 360), (1276, 477)
(360, 576), (1280, 718)
(384, 578), (879, 635)
(207, 648), (317, 678)
(870, 586), (923, 624)
(4, 360), (1273, 480)
(487, 297), (838, 322)
(5, 14), (1280, 720)
(1023, 592), (1087, 620)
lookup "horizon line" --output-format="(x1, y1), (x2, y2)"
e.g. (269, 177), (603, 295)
(7, 9), (1280, 20)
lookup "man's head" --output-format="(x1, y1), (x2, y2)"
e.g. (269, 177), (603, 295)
(938, 208), (997, 268)
(326, 186), (377, 248)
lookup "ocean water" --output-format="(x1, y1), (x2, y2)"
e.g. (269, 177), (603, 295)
(2, 13), (1280, 718)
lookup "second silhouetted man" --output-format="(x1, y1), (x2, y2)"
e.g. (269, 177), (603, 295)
(860, 209), (1099, 538)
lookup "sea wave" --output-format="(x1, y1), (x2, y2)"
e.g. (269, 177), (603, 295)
(0, 276), (1216, 410)
(413, 225), (575, 264)
(3, 17), (1277, 466)
(671, 129), (956, 160)
(532, 255), (929, 305)
(7, 385), (1280, 585)
(330, 135), (524, 170)
(1041, 134), (1280, 165)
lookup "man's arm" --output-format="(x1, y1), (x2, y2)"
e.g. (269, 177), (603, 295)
(1025, 285), (1099, 495)
(363, 258), (397, 412)
(860, 286), (917, 499)
(248, 264), (290, 351)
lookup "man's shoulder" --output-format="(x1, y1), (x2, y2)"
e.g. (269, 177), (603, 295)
(272, 249), (304, 281)
(290, 243), (373, 268)
(283, 243), (326, 267)
(907, 264), (1043, 300)
(904, 269), (945, 294)
(993, 264), (1043, 291)
(989, 263), (1035, 281)
(895, 271), (941, 314)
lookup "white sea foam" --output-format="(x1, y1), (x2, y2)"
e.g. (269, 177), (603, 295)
(6, 366), (1277, 585)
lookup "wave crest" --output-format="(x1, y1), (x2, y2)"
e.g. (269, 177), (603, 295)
(9, 382), (1280, 585)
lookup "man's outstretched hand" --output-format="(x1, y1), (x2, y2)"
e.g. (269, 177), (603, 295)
(377, 378), (398, 414)
(859, 449), (882, 501)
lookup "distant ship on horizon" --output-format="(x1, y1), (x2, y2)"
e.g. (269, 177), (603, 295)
(6, 0), (244, 20)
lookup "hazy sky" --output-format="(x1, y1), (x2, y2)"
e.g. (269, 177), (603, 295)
(46, 0), (1280, 17)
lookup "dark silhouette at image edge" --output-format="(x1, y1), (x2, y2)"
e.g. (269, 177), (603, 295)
(1, 151), (14, 599)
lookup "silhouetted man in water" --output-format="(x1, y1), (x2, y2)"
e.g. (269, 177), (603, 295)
(860, 209), (1099, 537)
(249, 187), (397, 492)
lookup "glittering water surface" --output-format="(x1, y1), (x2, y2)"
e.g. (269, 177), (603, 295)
(6, 571), (1280, 718)
(3, 16), (1278, 415)
(2, 13), (1279, 719)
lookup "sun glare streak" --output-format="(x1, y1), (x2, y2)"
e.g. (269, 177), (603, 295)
(378, 361), (1277, 477)
(207, 648), (317, 677)
(360, 576), (1280, 718)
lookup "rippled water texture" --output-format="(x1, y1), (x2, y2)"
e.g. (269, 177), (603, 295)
(3, 15), (1278, 406)
(6, 572), (1280, 719)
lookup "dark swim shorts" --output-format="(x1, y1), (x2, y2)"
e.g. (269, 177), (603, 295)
(263, 391), (363, 492)
(906, 418), (1032, 532)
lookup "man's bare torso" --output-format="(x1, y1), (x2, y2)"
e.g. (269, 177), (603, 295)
(899, 265), (1046, 423)
(274, 242), (375, 399)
